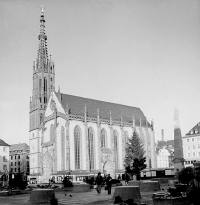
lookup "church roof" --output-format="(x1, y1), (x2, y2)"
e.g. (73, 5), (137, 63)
(0, 139), (10, 147)
(56, 92), (149, 126)
(186, 122), (200, 136)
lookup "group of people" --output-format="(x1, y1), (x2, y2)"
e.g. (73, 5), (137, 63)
(95, 171), (130, 195)
(95, 172), (112, 195)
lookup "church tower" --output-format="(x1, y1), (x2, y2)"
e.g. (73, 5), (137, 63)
(30, 7), (55, 131)
(29, 8), (55, 177)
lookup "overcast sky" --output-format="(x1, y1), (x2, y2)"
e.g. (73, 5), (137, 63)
(0, 0), (200, 145)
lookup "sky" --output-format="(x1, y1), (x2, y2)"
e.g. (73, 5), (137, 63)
(0, 0), (200, 145)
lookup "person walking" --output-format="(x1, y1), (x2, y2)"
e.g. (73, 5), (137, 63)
(124, 171), (130, 186)
(106, 174), (112, 195)
(95, 172), (103, 194)
(187, 161), (200, 205)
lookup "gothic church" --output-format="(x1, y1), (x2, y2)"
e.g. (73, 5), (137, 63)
(29, 9), (157, 183)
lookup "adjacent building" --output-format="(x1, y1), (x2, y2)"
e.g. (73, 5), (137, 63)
(29, 9), (157, 183)
(182, 122), (200, 167)
(0, 139), (10, 175)
(9, 143), (30, 176)
(156, 140), (174, 168)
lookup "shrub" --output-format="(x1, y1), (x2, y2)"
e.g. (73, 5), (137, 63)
(178, 167), (194, 184)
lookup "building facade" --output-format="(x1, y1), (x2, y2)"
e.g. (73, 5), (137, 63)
(156, 140), (174, 168)
(0, 139), (10, 175)
(182, 122), (200, 167)
(9, 143), (30, 176)
(29, 9), (157, 183)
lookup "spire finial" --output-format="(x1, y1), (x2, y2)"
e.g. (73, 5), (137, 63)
(40, 5), (45, 15)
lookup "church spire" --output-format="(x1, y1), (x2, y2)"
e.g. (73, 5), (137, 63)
(36, 6), (48, 71)
(30, 7), (55, 131)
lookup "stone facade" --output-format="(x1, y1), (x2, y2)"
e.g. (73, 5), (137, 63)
(28, 9), (157, 182)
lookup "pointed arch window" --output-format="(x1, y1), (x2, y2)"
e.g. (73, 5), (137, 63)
(113, 130), (118, 169)
(61, 126), (65, 170)
(88, 128), (94, 170)
(101, 129), (106, 148)
(50, 124), (54, 141)
(124, 131), (129, 145)
(74, 126), (81, 169)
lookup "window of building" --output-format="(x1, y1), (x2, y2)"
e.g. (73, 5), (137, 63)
(61, 126), (65, 170)
(113, 130), (118, 169)
(11, 156), (13, 160)
(3, 156), (7, 162)
(3, 147), (7, 152)
(124, 131), (129, 145)
(101, 129), (106, 148)
(11, 162), (13, 166)
(193, 152), (195, 157)
(74, 126), (81, 169)
(188, 153), (190, 157)
(187, 139), (189, 142)
(18, 155), (20, 159)
(15, 155), (16, 159)
(18, 162), (20, 165)
(188, 146), (190, 150)
(15, 168), (17, 172)
(50, 124), (54, 141)
(88, 128), (94, 170)
(193, 145), (195, 149)
(192, 138), (194, 141)
(3, 165), (7, 171)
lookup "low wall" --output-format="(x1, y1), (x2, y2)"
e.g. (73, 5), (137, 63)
(54, 184), (90, 193)
(113, 186), (141, 203)
(29, 189), (55, 204)
(129, 180), (160, 192)
(151, 178), (173, 184)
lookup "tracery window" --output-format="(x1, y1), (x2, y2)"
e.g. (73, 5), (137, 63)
(61, 126), (65, 170)
(113, 130), (118, 169)
(50, 124), (54, 141)
(124, 131), (129, 145)
(88, 128), (94, 170)
(101, 129), (106, 148)
(74, 126), (81, 169)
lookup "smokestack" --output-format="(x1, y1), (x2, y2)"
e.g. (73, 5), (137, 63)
(161, 129), (164, 141)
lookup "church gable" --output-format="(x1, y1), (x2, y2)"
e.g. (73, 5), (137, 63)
(45, 91), (66, 117)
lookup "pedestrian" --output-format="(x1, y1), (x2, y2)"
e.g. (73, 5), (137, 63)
(95, 172), (103, 194)
(124, 171), (130, 186)
(187, 161), (200, 205)
(106, 174), (112, 195)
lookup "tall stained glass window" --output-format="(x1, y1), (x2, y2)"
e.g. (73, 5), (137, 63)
(74, 126), (81, 169)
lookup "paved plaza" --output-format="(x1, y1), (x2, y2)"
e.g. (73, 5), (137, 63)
(0, 185), (157, 205)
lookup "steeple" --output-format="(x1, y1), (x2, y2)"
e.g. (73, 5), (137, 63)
(35, 6), (49, 72)
(30, 7), (55, 131)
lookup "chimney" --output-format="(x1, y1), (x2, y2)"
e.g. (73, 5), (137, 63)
(161, 129), (164, 141)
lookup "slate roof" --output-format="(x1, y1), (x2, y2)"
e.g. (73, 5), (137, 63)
(186, 122), (200, 135)
(56, 92), (149, 127)
(0, 139), (10, 147)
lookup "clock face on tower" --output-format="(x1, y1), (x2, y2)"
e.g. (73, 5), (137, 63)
(50, 99), (56, 111)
